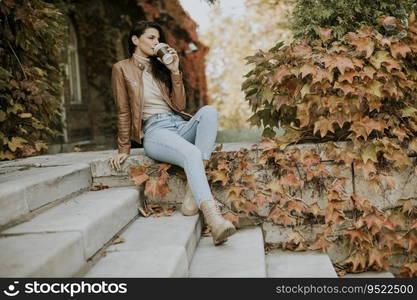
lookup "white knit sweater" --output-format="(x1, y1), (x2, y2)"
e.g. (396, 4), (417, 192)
(133, 54), (173, 121)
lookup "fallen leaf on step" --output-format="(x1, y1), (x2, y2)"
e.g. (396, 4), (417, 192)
(138, 207), (150, 217)
(163, 207), (176, 216)
(333, 264), (347, 277)
(112, 236), (125, 245)
(141, 204), (176, 217)
(214, 144), (223, 152)
(264, 243), (279, 254)
(90, 184), (109, 191)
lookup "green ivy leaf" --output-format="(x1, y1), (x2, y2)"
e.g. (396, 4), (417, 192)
(19, 113), (32, 118)
(260, 87), (274, 103)
(361, 143), (377, 163)
(269, 41), (285, 53)
(8, 137), (27, 152)
(401, 107), (417, 118)
(0, 110), (6, 122)
(7, 103), (23, 114)
(262, 127), (276, 139)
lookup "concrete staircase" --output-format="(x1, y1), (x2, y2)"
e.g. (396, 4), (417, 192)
(0, 184), (140, 277)
(85, 212), (201, 277)
(0, 150), (141, 277)
(189, 227), (266, 277)
(266, 249), (338, 277)
(0, 148), (396, 278)
(0, 163), (91, 228)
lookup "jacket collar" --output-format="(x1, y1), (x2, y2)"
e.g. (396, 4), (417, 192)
(127, 56), (172, 104)
(129, 56), (146, 71)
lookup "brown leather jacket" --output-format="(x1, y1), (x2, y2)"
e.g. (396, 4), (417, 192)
(112, 57), (194, 154)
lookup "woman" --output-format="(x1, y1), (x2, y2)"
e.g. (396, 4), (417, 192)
(109, 21), (236, 245)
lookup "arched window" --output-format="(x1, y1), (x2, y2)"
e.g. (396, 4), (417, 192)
(66, 18), (82, 104)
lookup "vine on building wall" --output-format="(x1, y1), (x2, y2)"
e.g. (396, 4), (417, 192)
(242, 14), (417, 179)
(289, 0), (416, 41)
(129, 136), (417, 277)
(0, 0), (65, 160)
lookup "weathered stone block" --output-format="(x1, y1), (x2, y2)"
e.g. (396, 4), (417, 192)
(266, 249), (338, 277)
(354, 159), (417, 210)
(90, 152), (154, 177)
(263, 222), (326, 244)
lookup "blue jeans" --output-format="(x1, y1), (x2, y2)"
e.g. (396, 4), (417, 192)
(142, 105), (219, 206)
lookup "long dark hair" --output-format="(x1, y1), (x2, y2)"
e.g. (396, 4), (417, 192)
(128, 20), (181, 94)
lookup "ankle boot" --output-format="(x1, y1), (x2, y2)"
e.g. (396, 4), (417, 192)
(181, 182), (198, 216)
(199, 200), (236, 245)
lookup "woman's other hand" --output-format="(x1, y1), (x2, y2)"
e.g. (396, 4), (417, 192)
(157, 46), (180, 74)
(109, 153), (129, 171)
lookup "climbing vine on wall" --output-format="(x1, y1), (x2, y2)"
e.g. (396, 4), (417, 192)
(129, 136), (417, 277)
(0, 0), (65, 160)
(242, 14), (417, 179)
(289, 0), (416, 41)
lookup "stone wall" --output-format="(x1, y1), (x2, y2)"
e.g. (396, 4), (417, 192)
(90, 142), (417, 212)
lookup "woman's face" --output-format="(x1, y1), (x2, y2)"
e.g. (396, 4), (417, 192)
(132, 27), (160, 57)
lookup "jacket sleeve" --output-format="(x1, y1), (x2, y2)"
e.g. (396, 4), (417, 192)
(170, 71), (186, 111)
(112, 64), (131, 154)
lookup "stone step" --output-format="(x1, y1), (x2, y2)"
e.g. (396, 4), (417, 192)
(0, 232), (84, 277)
(84, 212), (201, 277)
(0, 163), (92, 228)
(189, 227), (266, 277)
(266, 249), (338, 277)
(0, 187), (139, 277)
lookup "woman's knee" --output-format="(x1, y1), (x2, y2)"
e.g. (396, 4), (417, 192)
(200, 105), (218, 118)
